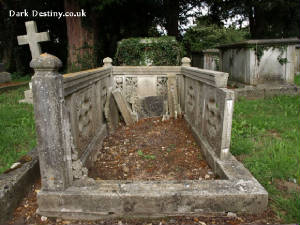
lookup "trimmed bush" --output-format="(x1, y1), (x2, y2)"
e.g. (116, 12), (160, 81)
(114, 36), (184, 66)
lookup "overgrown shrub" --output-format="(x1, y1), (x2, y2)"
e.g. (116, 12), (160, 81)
(114, 36), (184, 66)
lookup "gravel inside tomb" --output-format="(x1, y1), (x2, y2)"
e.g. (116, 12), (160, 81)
(89, 117), (216, 180)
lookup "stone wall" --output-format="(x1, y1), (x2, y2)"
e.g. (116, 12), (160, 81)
(181, 67), (234, 160)
(64, 67), (111, 166)
(112, 66), (181, 118)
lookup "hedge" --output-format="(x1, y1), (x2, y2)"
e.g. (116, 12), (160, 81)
(114, 36), (184, 66)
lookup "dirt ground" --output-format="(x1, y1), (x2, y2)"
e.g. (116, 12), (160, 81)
(89, 117), (215, 181)
(8, 117), (282, 225)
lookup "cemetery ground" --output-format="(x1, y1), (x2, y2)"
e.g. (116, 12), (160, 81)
(0, 80), (299, 224)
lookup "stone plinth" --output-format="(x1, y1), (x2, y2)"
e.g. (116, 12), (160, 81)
(217, 38), (300, 85)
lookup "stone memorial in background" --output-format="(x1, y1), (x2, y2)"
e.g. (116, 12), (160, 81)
(17, 20), (50, 104)
(0, 62), (12, 84)
(192, 49), (220, 71)
(217, 38), (299, 85)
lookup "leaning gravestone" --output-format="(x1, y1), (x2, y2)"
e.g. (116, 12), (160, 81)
(0, 62), (12, 84)
(17, 21), (50, 104)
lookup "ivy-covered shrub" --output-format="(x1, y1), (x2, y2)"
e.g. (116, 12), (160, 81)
(114, 36), (184, 66)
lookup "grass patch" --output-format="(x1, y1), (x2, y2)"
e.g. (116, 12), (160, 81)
(231, 95), (300, 223)
(294, 74), (300, 86)
(0, 87), (36, 174)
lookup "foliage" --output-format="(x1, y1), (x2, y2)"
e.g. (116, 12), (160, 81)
(202, 0), (300, 38)
(137, 150), (156, 160)
(115, 36), (184, 66)
(231, 96), (300, 223)
(294, 74), (300, 86)
(0, 87), (36, 174)
(183, 23), (249, 53)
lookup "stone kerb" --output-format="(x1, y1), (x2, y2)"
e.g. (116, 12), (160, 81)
(31, 53), (73, 191)
(181, 66), (234, 160)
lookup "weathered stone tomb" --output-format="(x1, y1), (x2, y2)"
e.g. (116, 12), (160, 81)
(217, 38), (299, 85)
(31, 53), (267, 219)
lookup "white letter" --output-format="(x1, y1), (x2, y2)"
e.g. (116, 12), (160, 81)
(58, 12), (63, 19)
(32, 10), (38, 17)
(81, 9), (86, 17)
(9, 10), (15, 17)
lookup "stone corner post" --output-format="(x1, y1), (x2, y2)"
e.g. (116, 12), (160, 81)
(181, 57), (191, 67)
(103, 57), (113, 67)
(31, 53), (72, 191)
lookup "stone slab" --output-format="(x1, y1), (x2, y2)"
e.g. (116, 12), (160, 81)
(0, 72), (12, 83)
(234, 84), (300, 100)
(137, 76), (157, 97)
(104, 87), (120, 133)
(0, 149), (39, 224)
(112, 89), (136, 125)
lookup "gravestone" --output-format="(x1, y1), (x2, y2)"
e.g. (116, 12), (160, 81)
(18, 21), (50, 104)
(0, 62), (12, 84)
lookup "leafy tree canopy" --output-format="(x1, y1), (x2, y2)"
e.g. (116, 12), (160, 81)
(183, 18), (250, 53)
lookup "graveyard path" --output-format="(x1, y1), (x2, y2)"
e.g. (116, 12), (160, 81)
(89, 117), (215, 180)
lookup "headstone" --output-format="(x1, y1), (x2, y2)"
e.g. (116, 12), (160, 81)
(0, 63), (12, 84)
(112, 89), (137, 125)
(17, 21), (50, 104)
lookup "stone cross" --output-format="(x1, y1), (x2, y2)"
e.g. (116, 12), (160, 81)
(17, 21), (50, 59)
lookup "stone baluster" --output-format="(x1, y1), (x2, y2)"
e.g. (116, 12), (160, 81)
(103, 57), (113, 67)
(181, 57), (191, 67)
(31, 53), (72, 191)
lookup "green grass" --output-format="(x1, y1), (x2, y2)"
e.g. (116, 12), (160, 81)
(11, 73), (31, 82)
(231, 95), (300, 223)
(0, 87), (36, 174)
(294, 74), (300, 86)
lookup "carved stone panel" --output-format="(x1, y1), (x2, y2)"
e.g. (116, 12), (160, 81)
(70, 87), (95, 157)
(157, 76), (168, 99)
(125, 76), (137, 104)
(202, 85), (222, 152)
(185, 77), (197, 122)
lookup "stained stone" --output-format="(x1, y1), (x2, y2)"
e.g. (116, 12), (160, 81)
(140, 96), (164, 117)
(112, 89), (136, 125)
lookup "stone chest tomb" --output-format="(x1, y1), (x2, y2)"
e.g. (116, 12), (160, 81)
(31, 53), (267, 219)
(217, 38), (299, 85)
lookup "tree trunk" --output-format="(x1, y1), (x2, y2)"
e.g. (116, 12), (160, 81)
(64, 0), (95, 71)
(164, 0), (179, 39)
